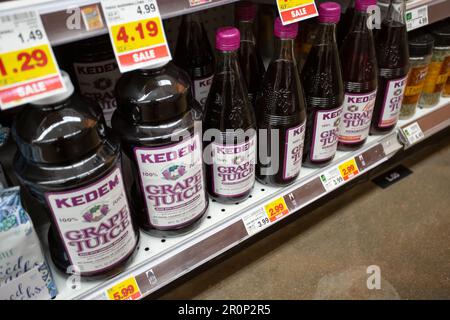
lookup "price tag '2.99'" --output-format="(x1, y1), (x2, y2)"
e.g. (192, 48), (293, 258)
(0, 11), (65, 110)
(101, 0), (171, 73)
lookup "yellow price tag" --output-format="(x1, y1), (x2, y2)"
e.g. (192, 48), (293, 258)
(264, 197), (290, 222)
(102, 0), (171, 73)
(338, 158), (359, 181)
(0, 44), (58, 87)
(111, 18), (165, 54)
(276, 0), (318, 25)
(106, 276), (142, 300)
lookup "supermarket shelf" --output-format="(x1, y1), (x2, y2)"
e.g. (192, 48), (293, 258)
(398, 97), (450, 148)
(0, 0), (240, 46)
(1, 0), (448, 46)
(42, 96), (450, 300)
(46, 131), (401, 300)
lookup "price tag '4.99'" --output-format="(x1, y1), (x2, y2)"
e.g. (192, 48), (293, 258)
(101, 0), (171, 73)
(0, 11), (65, 110)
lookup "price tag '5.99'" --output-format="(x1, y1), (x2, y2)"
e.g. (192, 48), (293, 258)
(0, 11), (65, 110)
(101, 0), (171, 73)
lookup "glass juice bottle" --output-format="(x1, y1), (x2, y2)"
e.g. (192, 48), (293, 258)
(370, 0), (409, 134)
(256, 18), (306, 186)
(338, 0), (378, 151)
(203, 27), (257, 203)
(13, 72), (139, 277)
(302, 2), (344, 168)
(236, 1), (266, 108)
(174, 13), (214, 108)
(112, 63), (208, 236)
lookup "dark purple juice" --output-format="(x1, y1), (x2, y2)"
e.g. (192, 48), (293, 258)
(112, 63), (208, 236)
(236, 1), (266, 108)
(174, 13), (214, 108)
(12, 72), (139, 278)
(203, 27), (257, 203)
(256, 18), (306, 186)
(302, 2), (344, 168)
(337, 0), (354, 47)
(370, 0), (409, 134)
(338, 0), (378, 151)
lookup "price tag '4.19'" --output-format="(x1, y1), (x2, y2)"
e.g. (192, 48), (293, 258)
(101, 0), (171, 73)
(402, 122), (424, 146)
(0, 10), (65, 110)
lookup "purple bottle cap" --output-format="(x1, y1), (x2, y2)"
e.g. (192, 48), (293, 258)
(355, 0), (377, 11)
(235, 1), (257, 21)
(274, 17), (298, 39)
(216, 27), (240, 51)
(318, 2), (341, 23)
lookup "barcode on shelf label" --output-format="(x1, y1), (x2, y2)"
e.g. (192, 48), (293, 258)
(406, 5), (428, 31)
(402, 122), (424, 145)
(189, 0), (212, 6)
(320, 167), (344, 192)
(242, 208), (271, 236)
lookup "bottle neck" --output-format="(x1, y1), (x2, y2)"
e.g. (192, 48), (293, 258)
(215, 50), (240, 72)
(385, 0), (406, 24)
(315, 23), (337, 45)
(274, 38), (296, 61)
(238, 20), (256, 43)
(350, 9), (371, 32)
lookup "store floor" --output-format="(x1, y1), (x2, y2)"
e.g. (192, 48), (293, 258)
(159, 135), (450, 300)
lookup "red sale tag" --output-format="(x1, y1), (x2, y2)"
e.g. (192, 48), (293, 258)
(101, 0), (171, 73)
(0, 10), (65, 109)
(276, 0), (318, 25)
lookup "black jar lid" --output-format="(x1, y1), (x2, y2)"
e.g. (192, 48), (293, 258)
(431, 24), (450, 47)
(408, 31), (434, 57)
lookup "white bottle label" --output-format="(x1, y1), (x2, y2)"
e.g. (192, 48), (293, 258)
(74, 59), (121, 125)
(134, 134), (206, 228)
(310, 106), (343, 161)
(45, 167), (136, 274)
(194, 74), (214, 106)
(339, 90), (377, 144)
(378, 76), (408, 128)
(212, 136), (256, 197)
(283, 122), (305, 180)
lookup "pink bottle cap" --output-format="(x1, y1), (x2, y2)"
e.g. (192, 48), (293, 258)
(235, 1), (257, 21)
(355, 0), (377, 11)
(216, 27), (240, 51)
(274, 17), (298, 39)
(318, 2), (341, 23)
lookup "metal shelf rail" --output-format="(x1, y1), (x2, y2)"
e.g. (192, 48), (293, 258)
(0, 0), (448, 45)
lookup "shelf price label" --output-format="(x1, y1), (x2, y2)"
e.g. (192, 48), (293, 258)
(242, 208), (271, 236)
(264, 197), (290, 222)
(402, 122), (424, 146)
(0, 10), (65, 110)
(406, 5), (428, 31)
(101, 0), (171, 73)
(106, 276), (142, 300)
(320, 167), (344, 192)
(276, 0), (318, 25)
(338, 158), (360, 181)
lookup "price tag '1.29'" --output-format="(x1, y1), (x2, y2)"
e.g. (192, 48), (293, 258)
(101, 0), (171, 73)
(0, 11), (65, 110)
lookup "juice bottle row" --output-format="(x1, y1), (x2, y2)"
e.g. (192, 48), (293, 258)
(1, 1), (449, 282)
